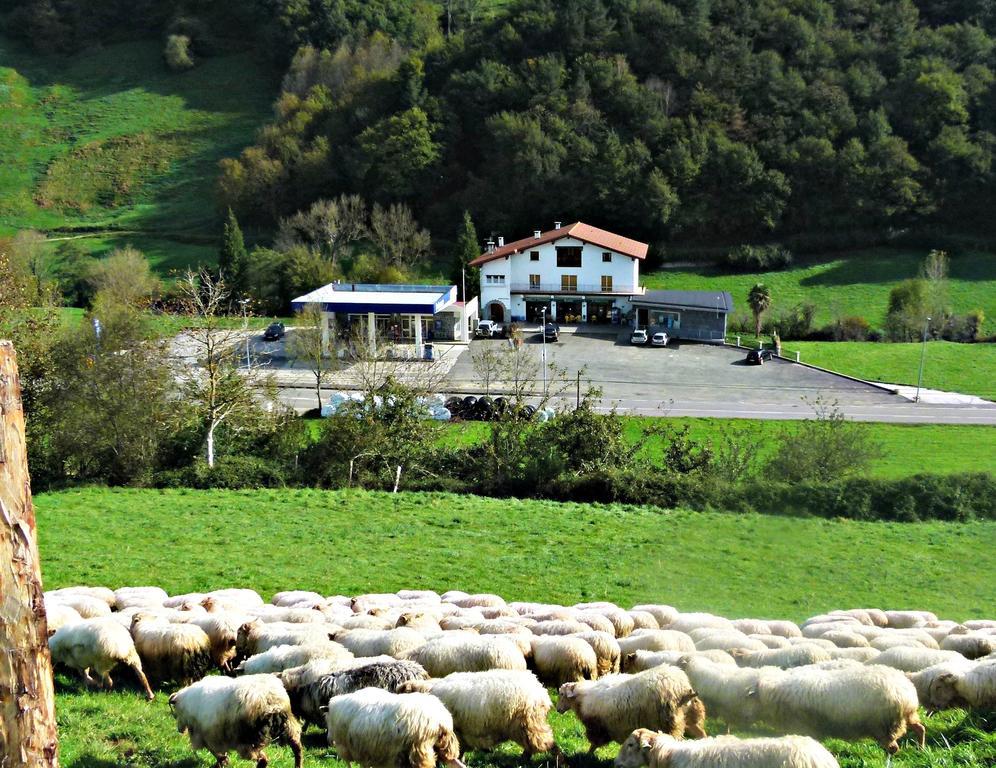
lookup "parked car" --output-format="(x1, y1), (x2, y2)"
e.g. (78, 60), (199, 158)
(630, 329), (649, 345)
(651, 331), (669, 347)
(476, 319), (505, 338)
(262, 322), (285, 341)
(745, 348), (774, 365)
(544, 322), (560, 341)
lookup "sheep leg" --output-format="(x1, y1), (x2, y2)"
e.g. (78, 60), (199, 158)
(212, 754), (228, 768)
(129, 661), (155, 701)
(287, 728), (303, 768)
(255, 750), (268, 768)
(909, 718), (926, 749)
(80, 669), (98, 688)
(101, 672), (113, 690)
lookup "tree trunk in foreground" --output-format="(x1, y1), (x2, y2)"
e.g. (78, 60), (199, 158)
(0, 341), (59, 767)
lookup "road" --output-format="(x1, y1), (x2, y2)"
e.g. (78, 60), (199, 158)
(274, 385), (996, 424)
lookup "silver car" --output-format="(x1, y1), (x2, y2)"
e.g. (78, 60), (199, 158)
(651, 331), (669, 347)
(630, 329), (648, 345)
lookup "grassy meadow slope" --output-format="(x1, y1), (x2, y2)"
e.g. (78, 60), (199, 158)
(36, 488), (996, 768)
(0, 34), (276, 269)
(644, 248), (996, 335)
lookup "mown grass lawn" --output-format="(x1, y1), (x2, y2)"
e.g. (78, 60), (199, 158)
(643, 247), (996, 335)
(0, 33), (276, 254)
(34, 488), (996, 768)
(781, 340), (996, 400)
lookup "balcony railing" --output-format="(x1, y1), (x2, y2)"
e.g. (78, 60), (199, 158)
(509, 282), (643, 295)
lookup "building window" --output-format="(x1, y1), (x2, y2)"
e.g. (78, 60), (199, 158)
(556, 246), (582, 268)
(600, 275), (613, 292)
(486, 274), (506, 285)
(530, 251), (540, 261)
(652, 311), (681, 330)
(561, 275), (578, 291)
(529, 274), (541, 289)
(602, 252), (612, 263)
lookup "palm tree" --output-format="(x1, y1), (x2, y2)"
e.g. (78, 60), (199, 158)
(747, 283), (771, 337)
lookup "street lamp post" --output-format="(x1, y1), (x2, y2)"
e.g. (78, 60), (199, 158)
(541, 306), (547, 395)
(915, 316), (931, 403)
(239, 298), (251, 369)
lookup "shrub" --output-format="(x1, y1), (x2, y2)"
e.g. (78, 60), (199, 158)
(885, 278), (929, 341)
(772, 303), (816, 340)
(156, 456), (288, 489)
(164, 34), (195, 71)
(832, 316), (871, 341)
(940, 309), (985, 342)
(724, 244), (793, 272)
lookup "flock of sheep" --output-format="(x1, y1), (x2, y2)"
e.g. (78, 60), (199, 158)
(43, 585), (996, 768)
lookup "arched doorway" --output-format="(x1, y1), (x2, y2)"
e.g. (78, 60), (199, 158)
(488, 302), (505, 322)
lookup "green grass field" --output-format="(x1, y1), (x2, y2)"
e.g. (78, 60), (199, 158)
(35, 488), (996, 767)
(781, 341), (996, 400)
(644, 247), (996, 335)
(440, 417), (996, 479)
(0, 33), (276, 268)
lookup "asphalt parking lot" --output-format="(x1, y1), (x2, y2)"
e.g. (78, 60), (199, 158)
(444, 327), (935, 420)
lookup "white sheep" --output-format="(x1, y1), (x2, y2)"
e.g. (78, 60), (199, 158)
(824, 646), (880, 663)
(747, 634), (792, 649)
(170, 674), (302, 768)
(401, 670), (557, 757)
(873, 646), (968, 673)
(49, 594), (112, 619)
(623, 650), (688, 673)
(668, 613), (735, 634)
(577, 612), (618, 635)
(531, 619), (591, 636)
(764, 620), (802, 638)
(618, 630), (695, 656)
(326, 688), (465, 768)
(732, 646), (832, 669)
(614, 728), (840, 768)
(335, 627), (427, 658)
(49, 617), (154, 700)
(556, 666), (706, 752)
(755, 663), (925, 753)
(45, 602), (83, 633)
(885, 610), (936, 629)
(628, 611), (661, 631)
(941, 632), (996, 659)
(180, 612), (248, 672)
(529, 634), (598, 685)
(238, 642), (353, 674)
(46, 586), (117, 608)
(574, 630), (622, 677)
(693, 631), (768, 654)
(114, 586), (169, 610)
(404, 635), (527, 677)
(446, 593), (506, 609)
(236, 620), (335, 662)
(910, 659), (996, 710)
(676, 655), (780, 731)
(130, 613), (213, 685)
(272, 590), (325, 607)
(630, 605), (678, 628)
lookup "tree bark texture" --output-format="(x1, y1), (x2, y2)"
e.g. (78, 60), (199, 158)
(0, 341), (59, 767)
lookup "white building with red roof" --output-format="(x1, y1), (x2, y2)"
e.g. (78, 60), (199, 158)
(470, 221), (649, 324)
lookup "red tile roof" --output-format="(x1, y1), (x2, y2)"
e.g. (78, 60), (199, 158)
(469, 222), (649, 266)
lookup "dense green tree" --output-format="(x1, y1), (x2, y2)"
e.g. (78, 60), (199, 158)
(219, 208), (249, 292)
(451, 211), (480, 301)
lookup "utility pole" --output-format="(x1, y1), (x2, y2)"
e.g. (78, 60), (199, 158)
(0, 341), (60, 768)
(239, 298), (251, 369)
(540, 307), (547, 395)
(576, 370), (581, 409)
(915, 316), (931, 403)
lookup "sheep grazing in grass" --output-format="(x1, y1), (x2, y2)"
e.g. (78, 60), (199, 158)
(238, 642), (353, 675)
(628, 611), (661, 631)
(577, 612), (618, 635)
(403, 634), (527, 677)
(940, 632), (996, 659)
(335, 627), (427, 658)
(283, 658), (428, 728)
(130, 613), (213, 686)
(180, 612), (247, 672)
(732, 645), (832, 669)
(170, 674), (303, 768)
(676, 655), (780, 731)
(114, 586), (169, 610)
(623, 650), (687, 673)
(631, 605), (678, 629)
(614, 728), (840, 768)
(575, 631), (622, 677)
(272, 591), (325, 607)
(400, 670), (557, 757)
(873, 647), (968, 673)
(236, 621), (335, 663)
(47, 586), (117, 608)
(748, 634), (792, 649)
(49, 617), (154, 700)
(45, 602), (83, 634)
(556, 666), (706, 752)
(50, 594), (112, 619)
(909, 659), (996, 711)
(531, 619), (591, 636)
(755, 663), (925, 754)
(529, 634), (598, 685)
(618, 631), (695, 656)
(326, 688), (465, 768)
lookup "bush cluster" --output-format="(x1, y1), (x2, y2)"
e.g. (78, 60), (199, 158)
(724, 244), (794, 272)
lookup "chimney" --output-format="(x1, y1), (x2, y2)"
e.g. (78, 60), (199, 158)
(534, 230), (541, 238)
(554, 221), (562, 229)
(485, 237), (495, 253)
(497, 236), (504, 247)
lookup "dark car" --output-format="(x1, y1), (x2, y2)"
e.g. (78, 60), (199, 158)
(263, 322), (285, 341)
(544, 322), (560, 342)
(745, 348), (773, 365)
